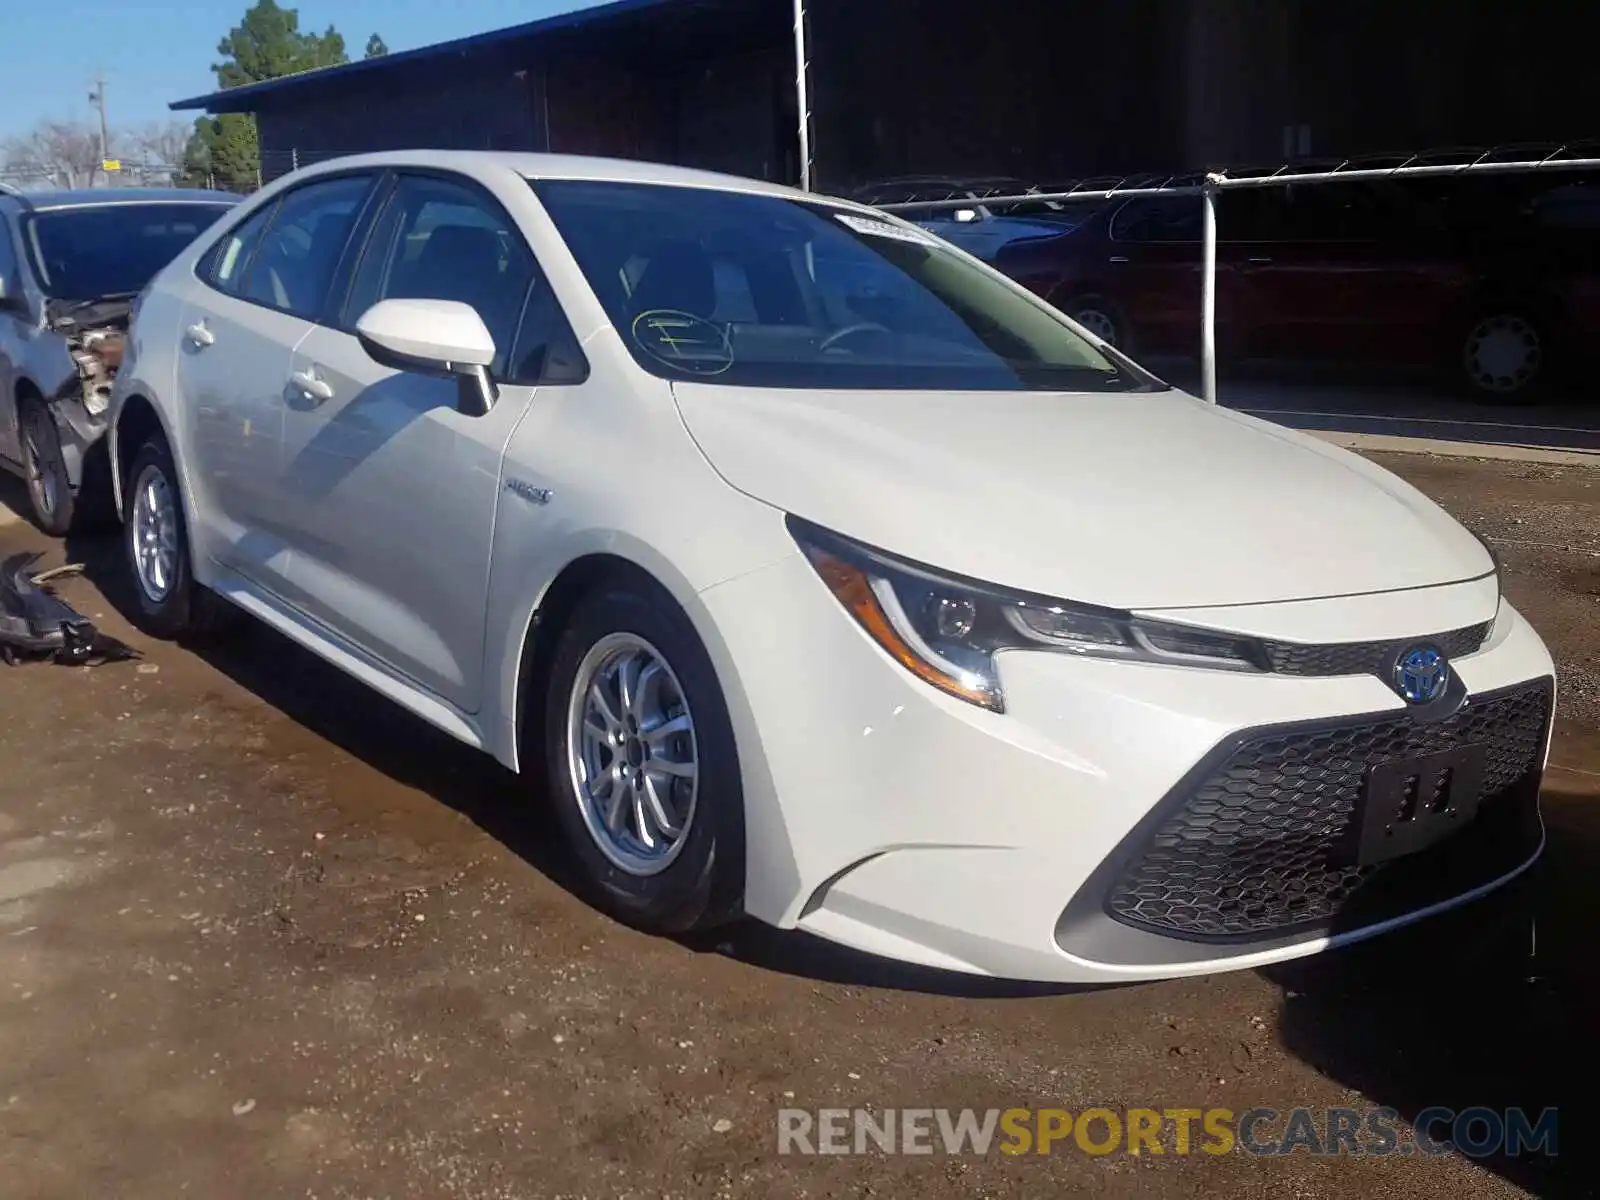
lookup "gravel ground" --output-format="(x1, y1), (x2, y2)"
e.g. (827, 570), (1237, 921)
(0, 453), (1596, 1199)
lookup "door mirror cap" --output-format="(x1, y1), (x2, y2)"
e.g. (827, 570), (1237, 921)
(355, 298), (496, 376)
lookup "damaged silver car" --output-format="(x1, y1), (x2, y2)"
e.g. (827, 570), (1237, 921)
(0, 187), (237, 533)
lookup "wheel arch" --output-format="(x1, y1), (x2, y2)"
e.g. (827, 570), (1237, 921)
(110, 392), (170, 520)
(497, 543), (741, 776)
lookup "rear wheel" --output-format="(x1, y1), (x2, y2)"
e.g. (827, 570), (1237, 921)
(122, 435), (234, 638)
(1061, 294), (1126, 349)
(18, 397), (75, 536)
(542, 581), (745, 934)
(1459, 310), (1546, 402)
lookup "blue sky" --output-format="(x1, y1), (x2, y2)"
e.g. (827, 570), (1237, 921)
(0, 0), (602, 142)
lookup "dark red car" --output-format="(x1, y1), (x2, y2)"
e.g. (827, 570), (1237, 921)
(990, 177), (1600, 401)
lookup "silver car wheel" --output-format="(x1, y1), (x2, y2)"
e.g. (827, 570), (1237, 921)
(566, 632), (699, 877)
(130, 464), (180, 603)
(1464, 314), (1541, 394)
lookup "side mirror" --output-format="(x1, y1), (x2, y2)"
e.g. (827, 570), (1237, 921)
(355, 297), (499, 416)
(953, 208), (982, 224)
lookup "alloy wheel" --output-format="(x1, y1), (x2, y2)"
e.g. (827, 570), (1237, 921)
(1072, 307), (1120, 346)
(21, 405), (65, 523)
(566, 632), (699, 877)
(130, 464), (180, 603)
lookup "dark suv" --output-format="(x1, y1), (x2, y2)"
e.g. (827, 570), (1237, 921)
(991, 176), (1600, 401)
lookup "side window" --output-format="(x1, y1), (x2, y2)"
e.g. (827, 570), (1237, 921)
(344, 173), (579, 383)
(1111, 198), (1203, 244)
(506, 273), (588, 385)
(203, 201), (279, 295)
(239, 175), (373, 319)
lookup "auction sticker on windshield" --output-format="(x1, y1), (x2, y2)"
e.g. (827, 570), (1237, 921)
(834, 213), (939, 246)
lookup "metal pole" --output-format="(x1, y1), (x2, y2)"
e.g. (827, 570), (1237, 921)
(89, 73), (110, 186)
(792, 0), (812, 190)
(1200, 174), (1219, 404)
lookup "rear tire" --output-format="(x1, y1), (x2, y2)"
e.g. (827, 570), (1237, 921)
(541, 580), (745, 934)
(122, 435), (235, 639)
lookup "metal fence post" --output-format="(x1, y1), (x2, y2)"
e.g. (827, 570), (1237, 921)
(1200, 173), (1221, 405)
(792, 0), (812, 191)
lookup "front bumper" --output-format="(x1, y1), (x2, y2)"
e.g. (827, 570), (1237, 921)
(698, 554), (1555, 984)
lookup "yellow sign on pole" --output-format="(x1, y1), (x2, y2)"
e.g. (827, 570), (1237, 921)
(102, 159), (121, 172)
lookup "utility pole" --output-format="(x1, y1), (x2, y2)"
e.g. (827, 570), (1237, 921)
(88, 72), (110, 186)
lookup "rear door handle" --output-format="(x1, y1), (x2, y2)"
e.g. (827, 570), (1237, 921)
(289, 369), (334, 403)
(1247, 256), (1273, 266)
(185, 322), (214, 347)
(1109, 255), (1130, 264)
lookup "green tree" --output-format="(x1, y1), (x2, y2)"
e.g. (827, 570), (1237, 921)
(182, 114), (260, 191)
(365, 33), (389, 58)
(183, 0), (351, 188)
(213, 0), (348, 88)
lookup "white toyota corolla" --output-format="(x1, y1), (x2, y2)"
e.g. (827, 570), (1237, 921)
(107, 151), (1556, 983)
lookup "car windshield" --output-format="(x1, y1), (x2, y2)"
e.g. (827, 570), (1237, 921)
(23, 202), (232, 300)
(532, 180), (1157, 392)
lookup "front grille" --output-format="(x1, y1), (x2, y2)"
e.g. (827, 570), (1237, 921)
(1260, 622), (1491, 678)
(1103, 679), (1552, 941)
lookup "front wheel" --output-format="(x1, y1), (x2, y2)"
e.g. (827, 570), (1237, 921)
(19, 398), (76, 536)
(542, 581), (745, 934)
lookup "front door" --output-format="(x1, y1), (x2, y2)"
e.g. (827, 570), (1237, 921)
(275, 171), (562, 711)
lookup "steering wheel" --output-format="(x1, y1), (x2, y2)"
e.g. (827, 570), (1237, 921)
(818, 322), (891, 352)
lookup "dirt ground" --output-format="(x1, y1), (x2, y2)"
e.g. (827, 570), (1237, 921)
(0, 452), (1596, 1199)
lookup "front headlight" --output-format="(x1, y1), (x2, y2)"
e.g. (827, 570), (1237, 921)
(790, 516), (1267, 713)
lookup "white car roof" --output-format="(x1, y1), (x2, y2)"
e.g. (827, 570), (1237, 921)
(288, 149), (821, 204)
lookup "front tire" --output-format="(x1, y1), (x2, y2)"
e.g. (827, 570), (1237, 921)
(542, 581), (745, 934)
(19, 397), (76, 536)
(122, 435), (233, 638)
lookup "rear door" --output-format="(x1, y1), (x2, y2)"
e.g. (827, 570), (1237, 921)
(175, 173), (378, 594)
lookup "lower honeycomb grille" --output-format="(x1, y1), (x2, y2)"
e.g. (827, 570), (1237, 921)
(1103, 679), (1552, 941)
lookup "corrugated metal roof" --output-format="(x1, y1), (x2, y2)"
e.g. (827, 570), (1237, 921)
(169, 0), (694, 114)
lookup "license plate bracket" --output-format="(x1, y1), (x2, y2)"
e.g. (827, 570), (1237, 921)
(1355, 745), (1489, 865)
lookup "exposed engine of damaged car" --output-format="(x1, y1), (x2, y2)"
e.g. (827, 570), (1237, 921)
(46, 294), (133, 420)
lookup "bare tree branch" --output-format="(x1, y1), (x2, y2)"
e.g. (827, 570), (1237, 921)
(2, 119), (104, 188)
(128, 120), (192, 170)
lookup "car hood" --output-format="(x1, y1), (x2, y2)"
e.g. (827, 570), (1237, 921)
(671, 383), (1493, 609)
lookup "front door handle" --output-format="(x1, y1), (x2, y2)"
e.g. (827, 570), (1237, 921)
(1246, 256), (1273, 266)
(289, 369), (334, 403)
(185, 322), (214, 347)
(1109, 255), (1130, 264)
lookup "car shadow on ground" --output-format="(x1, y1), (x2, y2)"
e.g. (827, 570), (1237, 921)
(1262, 778), (1596, 1196)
